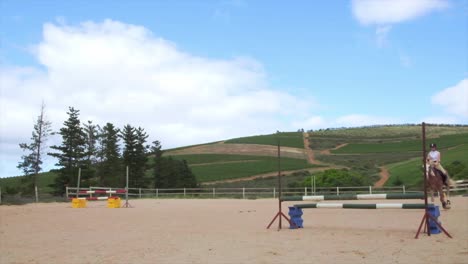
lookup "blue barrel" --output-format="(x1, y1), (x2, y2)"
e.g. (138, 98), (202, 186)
(427, 205), (441, 234)
(288, 206), (303, 229)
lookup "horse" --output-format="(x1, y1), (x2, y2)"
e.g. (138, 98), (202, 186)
(425, 162), (454, 209)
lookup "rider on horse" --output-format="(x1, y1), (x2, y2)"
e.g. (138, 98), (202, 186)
(426, 143), (449, 186)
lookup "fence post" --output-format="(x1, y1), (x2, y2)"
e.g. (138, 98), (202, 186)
(403, 185), (406, 194)
(184, 188), (186, 198)
(369, 186), (372, 194)
(156, 189), (159, 198)
(66, 187), (69, 198)
(243, 187), (245, 199)
(337, 186), (340, 195)
(273, 187), (276, 198)
(305, 187), (307, 196)
(139, 188), (142, 199)
(35, 186), (39, 203)
(213, 188), (215, 198)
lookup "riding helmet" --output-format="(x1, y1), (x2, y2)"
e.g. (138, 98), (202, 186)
(430, 143), (437, 148)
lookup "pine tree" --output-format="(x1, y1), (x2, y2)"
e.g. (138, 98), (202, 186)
(83, 120), (99, 185)
(17, 102), (52, 198)
(48, 107), (87, 195)
(98, 123), (122, 187)
(134, 127), (149, 187)
(120, 124), (137, 185)
(178, 160), (198, 188)
(151, 140), (166, 188)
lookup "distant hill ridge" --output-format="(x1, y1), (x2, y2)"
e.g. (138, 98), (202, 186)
(2, 124), (467, 191)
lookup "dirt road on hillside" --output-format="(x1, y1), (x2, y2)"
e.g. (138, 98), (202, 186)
(303, 132), (323, 165)
(374, 166), (390, 187)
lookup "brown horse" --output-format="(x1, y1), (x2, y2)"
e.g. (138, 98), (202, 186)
(425, 162), (454, 209)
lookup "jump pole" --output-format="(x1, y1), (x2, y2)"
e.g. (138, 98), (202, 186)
(415, 122), (451, 238)
(76, 168), (81, 198)
(122, 165), (132, 208)
(267, 133), (294, 230)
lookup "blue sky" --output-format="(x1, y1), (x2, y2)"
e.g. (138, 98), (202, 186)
(1, 0), (467, 177)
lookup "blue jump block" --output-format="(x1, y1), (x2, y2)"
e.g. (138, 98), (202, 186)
(427, 205), (441, 234)
(288, 206), (303, 229)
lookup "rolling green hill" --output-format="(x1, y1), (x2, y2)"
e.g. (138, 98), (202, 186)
(2, 125), (467, 193)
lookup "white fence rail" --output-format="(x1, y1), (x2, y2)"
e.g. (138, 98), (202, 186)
(64, 180), (468, 200)
(1, 181), (467, 204)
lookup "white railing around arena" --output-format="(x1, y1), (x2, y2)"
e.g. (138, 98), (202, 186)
(64, 184), (468, 200)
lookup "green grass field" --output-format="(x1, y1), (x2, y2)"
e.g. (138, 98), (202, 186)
(331, 133), (468, 154)
(225, 132), (304, 148)
(170, 154), (317, 182)
(2, 125), (467, 192)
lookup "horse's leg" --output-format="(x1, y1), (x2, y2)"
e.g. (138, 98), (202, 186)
(446, 180), (451, 205)
(439, 187), (449, 209)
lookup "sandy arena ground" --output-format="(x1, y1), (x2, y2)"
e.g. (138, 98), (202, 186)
(1, 197), (467, 264)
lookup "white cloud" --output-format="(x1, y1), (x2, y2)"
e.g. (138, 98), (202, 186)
(351, 0), (449, 48)
(0, 19), (317, 177)
(431, 79), (468, 118)
(352, 0), (449, 25)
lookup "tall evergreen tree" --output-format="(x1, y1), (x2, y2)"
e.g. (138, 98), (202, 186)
(151, 140), (166, 188)
(178, 160), (198, 188)
(120, 124), (137, 173)
(48, 107), (87, 195)
(134, 127), (149, 187)
(17, 102), (52, 197)
(83, 120), (99, 185)
(121, 126), (149, 187)
(98, 123), (122, 186)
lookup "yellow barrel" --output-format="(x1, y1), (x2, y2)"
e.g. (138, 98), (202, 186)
(107, 197), (121, 208)
(72, 198), (87, 208)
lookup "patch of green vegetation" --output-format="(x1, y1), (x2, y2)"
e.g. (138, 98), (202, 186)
(169, 154), (316, 182)
(0, 171), (57, 194)
(206, 170), (312, 188)
(332, 133), (468, 154)
(311, 125), (468, 138)
(225, 132), (304, 149)
(167, 154), (261, 164)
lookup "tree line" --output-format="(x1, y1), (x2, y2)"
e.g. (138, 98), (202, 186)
(18, 106), (198, 196)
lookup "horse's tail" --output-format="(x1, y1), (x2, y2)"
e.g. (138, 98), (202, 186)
(447, 178), (456, 187)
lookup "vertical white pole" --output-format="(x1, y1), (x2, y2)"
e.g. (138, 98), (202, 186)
(213, 188), (215, 198)
(273, 187), (276, 198)
(403, 185), (406, 194)
(35, 185), (39, 203)
(76, 168), (81, 198)
(305, 187), (307, 196)
(313, 175), (316, 194)
(126, 166), (129, 205)
(337, 186), (339, 195)
(184, 188), (186, 198)
(139, 188), (142, 198)
(243, 187), (245, 199)
(369, 186), (372, 194)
